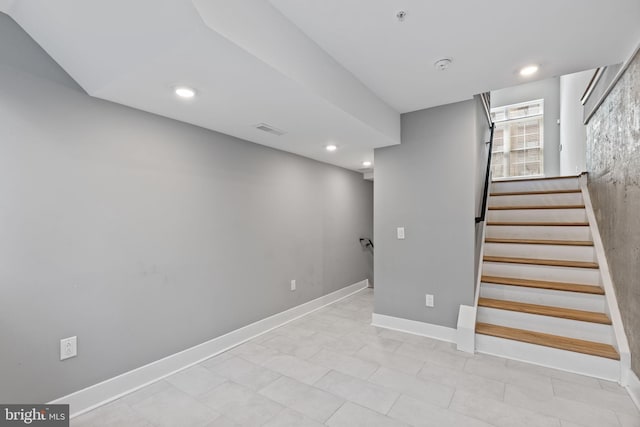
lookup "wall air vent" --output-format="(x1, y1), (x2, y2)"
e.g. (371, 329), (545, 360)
(254, 123), (286, 136)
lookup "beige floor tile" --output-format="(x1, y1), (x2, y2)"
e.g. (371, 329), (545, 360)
(259, 376), (344, 422)
(165, 365), (227, 397)
(308, 348), (379, 380)
(205, 355), (281, 390)
(325, 402), (409, 427)
(355, 346), (424, 375)
(262, 408), (325, 427)
(131, 386), (219, 427)
(450, 389), (562, 427)
(504, 383), (620, 427)
(552, 378), (639, 417)
(260, 353), (330, 385)
(71, 401), (153, 427)
(368, 367), (454, 408)
(388, 394), (493, 427)
(198, 381), (283, 425)
(314, 370), (400, 414)
(418, 360), (505, 401)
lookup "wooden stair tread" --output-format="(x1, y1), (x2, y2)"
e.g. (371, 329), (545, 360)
(485, 237), (593, 246)
(478, 297), (611, 324)
(476, 323), (619, 360)
(491, 189), (581, 196)
(487, 221), (590, 226)
(481, 275), (604, 294)
(483, 255), (599, 269)
(488, 204), (585, 210)
(491, 175), (581, 183)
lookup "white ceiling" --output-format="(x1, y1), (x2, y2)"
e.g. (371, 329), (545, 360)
(3, 0), (640, 171)
(2, 0), (398, 171)
(270, 0), (640, 113)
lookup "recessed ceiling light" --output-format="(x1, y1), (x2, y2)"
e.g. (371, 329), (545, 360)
(175, 86), (196, 99)
(362, 161), (372, 167)
(326, 144), (337, 152)
(519, 65), (539, 77)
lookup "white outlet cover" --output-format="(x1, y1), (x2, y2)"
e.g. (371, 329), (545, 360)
(425, 294), (434, 307)
(397, 227), (405, 240)
(290, 279), (296, 291)
(60, 336), (77, 360)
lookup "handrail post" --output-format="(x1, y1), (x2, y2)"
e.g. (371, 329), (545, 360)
(475, 122), (495, 223)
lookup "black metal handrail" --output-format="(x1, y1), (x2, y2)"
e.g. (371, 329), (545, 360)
(475, 122), (496, 223)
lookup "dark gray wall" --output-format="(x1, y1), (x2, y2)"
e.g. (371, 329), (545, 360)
(374, 100), (477, 328)
(0, 13), (373, 403)
(492, 77), (561, 177)
(586, 49), (640, 376)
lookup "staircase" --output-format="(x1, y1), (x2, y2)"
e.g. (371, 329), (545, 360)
(474, 175), (630, 381)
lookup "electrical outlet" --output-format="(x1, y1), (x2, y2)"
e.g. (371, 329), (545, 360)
(290, 279), (296, 291)
(60, 336), (77, 360)
(397, 227), (405, 240)
(425, 294), (434, 307)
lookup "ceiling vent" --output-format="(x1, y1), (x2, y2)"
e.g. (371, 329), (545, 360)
(254, 123), (286, 136)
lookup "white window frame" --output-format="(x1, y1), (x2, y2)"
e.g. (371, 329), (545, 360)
(491, 99), (544, 180)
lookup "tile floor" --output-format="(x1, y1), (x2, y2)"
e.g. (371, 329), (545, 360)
(72, 289), (639, 427)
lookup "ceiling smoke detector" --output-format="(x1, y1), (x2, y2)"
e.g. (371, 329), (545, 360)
(254, 123), (286, 136)
(434, 58), (453, 71)
(396, 10), (406, 22)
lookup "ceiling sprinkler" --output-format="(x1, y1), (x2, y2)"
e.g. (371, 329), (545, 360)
(434, 58), (453, 71)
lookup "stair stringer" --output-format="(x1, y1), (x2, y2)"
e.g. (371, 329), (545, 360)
(579, 174), (631, 385)
(456, 172), (491, 354)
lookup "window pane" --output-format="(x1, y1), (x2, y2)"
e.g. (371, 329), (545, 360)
(508, 106), (529, 119)
(492, 126), (504, 153)
(525, 148), (540, 162)
(511, 150), (524, 164)
(490, 100), (544, 178)
(510, 163), (524, 177)
(525, 162), (541, 175)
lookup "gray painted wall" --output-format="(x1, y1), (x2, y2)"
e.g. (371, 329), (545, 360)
(492, 77), (561, 177)
(0, 13), (373, 403)
(560, 70), (593, 176)
(374, 100), (477, 328)
(586, 49), (640, 376)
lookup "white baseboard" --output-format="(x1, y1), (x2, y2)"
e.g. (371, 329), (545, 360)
(51, 279), (369, 418)
(626, 370), (640, 412)
(371, 313), (456, 343)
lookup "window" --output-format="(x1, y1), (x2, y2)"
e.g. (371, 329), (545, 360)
(490, 100), (544, 179)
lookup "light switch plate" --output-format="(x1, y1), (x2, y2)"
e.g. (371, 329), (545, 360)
(290, 280), (296, 291)
(397, 227), (405, 240)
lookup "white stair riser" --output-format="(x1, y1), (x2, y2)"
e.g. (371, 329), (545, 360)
(486, 225), (592, 241)
(484, 243), (597, 263)
(491, 177), (580, 194)
(482, 261), (601, 286)
(480, 283), (605, 312)
(475, 334), (620, 381)
(487, 209), (588, 223)
(486, 225), (591, 241)
(489, 192), (583, 207)
(477, 306), (614, 344)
